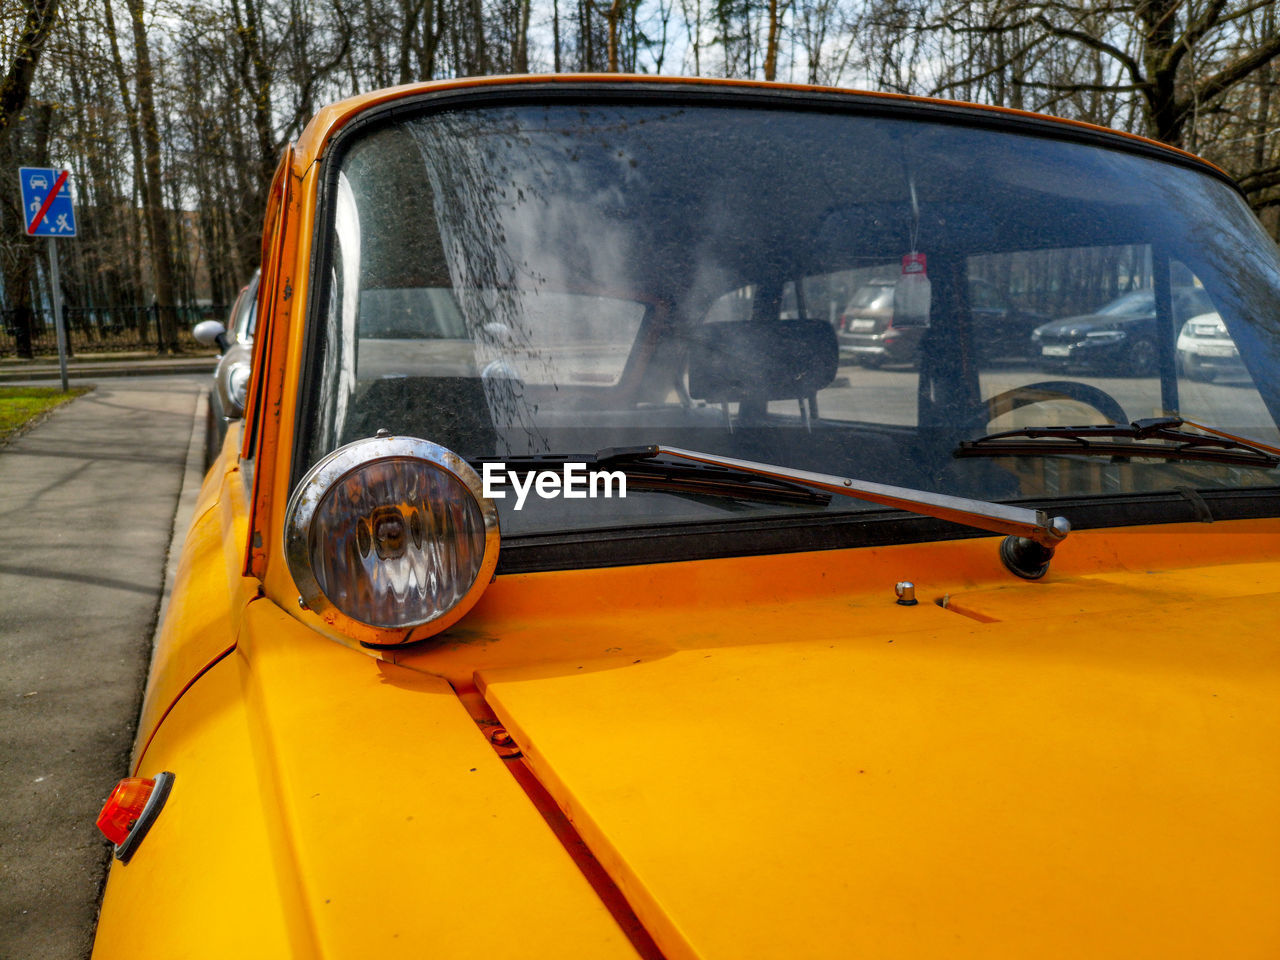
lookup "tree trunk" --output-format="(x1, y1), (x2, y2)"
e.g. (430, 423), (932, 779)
(763, 0), (781, 81)
(515, 0), (532, 71)
(0, 0), (60, 357)
(607, 0), (622, 71)
(232, 0), (278, 194)
(122, 0), (179, 351)
(553, 0), (562, 71)
(1138, 0), (1182, 144)
(0, 0), (60, 146)
(581, 0), (594, 71)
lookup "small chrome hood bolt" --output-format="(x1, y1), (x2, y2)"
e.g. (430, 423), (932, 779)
(895, 581), (918, 606)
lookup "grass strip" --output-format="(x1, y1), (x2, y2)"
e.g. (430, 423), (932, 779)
(0, 386), (91, 443)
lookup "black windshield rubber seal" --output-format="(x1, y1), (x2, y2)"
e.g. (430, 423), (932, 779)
(320, 80), (1239, 192)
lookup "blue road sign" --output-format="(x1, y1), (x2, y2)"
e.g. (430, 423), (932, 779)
(19, 167), (76, 236)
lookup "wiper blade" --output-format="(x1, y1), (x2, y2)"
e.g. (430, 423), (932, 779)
(468, 453), (832, 506)
(956, 417), (1280, 469)
(596, 445), (1069, 548)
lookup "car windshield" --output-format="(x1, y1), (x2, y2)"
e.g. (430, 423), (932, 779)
(300, 100), (1280, 539)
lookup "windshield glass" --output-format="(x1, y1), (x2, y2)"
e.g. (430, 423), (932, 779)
(301, 100), (1280, 537)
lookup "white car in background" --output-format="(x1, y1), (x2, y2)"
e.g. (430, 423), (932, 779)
(1177, 311), (1245, 381)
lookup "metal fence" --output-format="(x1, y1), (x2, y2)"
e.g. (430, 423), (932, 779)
(0, 304), (228, 357)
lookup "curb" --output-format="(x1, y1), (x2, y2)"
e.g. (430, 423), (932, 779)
(0, 361), (216, 383)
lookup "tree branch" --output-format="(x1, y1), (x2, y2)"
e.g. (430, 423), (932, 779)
(1185, 37), (1280, 119)
(927, 33), (1044, 96)
(1009, 78), (1146, 93)
(1029, 13), (1146, 87)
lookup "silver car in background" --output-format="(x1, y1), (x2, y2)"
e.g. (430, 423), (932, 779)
(193, 270), (259, 465)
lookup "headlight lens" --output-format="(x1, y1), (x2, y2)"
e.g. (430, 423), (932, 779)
(215, 342), (253, 420)
(285, 437), (499, 639)
(226, 362), (250, 413)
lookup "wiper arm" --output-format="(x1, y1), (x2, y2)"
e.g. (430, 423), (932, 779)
(477, 446), (1069, 577)
(596, 445), (1070, 550)
(956, 417), (1280, 469)
(469, 453), (832, 506)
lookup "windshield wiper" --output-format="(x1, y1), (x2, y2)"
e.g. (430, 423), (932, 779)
(956, 417), (1280, 469)
(475, 445), (1071, 577)
(597, 444), (1069, 546)
(469, 453), (833, 507)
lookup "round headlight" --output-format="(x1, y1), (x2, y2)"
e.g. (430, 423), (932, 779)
(215, 342), (253, 420)
(284, 436), (499, 642)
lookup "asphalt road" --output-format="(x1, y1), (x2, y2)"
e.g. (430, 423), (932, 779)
(0, 375), (205, 960)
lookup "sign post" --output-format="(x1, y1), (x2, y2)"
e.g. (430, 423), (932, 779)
(47, 235), (67, 391)
(19, 167), (77, 392)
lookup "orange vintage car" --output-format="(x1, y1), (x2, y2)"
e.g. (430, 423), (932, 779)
(93, 76), (1280, 959)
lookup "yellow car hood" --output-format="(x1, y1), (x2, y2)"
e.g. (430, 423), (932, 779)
(475, 567), (1280, 960)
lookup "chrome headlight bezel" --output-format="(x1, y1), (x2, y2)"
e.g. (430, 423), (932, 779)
(214, 341), (253, 420)
(283, 435), (500, 645)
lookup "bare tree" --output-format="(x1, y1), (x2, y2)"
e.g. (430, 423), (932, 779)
(0, 0), (60, 356)
(13, 0), (1280, 362)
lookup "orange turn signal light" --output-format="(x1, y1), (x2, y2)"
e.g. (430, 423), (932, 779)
(96, 772), (174, 861)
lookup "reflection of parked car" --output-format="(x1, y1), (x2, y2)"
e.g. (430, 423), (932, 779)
(192, 270), (259, 465)
(1032, 287), (1213, 374)
(1177, 311), (1245, 381)
(836, 278), (901, 364)
(837, 276), (1043, 365)
(93, 76), (1280, 960)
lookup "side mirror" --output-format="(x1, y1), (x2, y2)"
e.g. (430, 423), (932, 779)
(193, 320), (230, 353)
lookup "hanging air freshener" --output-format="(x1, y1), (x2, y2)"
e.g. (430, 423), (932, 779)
(894, 251), (931, 327)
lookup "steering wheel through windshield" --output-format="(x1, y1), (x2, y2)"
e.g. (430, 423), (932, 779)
(984, 380), (1128, 428)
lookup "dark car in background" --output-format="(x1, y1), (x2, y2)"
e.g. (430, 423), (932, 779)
(1032, 286), (1214, 374)
(837, 276), (1044, 366)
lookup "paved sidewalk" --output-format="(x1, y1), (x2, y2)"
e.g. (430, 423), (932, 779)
(0, 375), (206, 960)
(0, 356), (215, 383)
